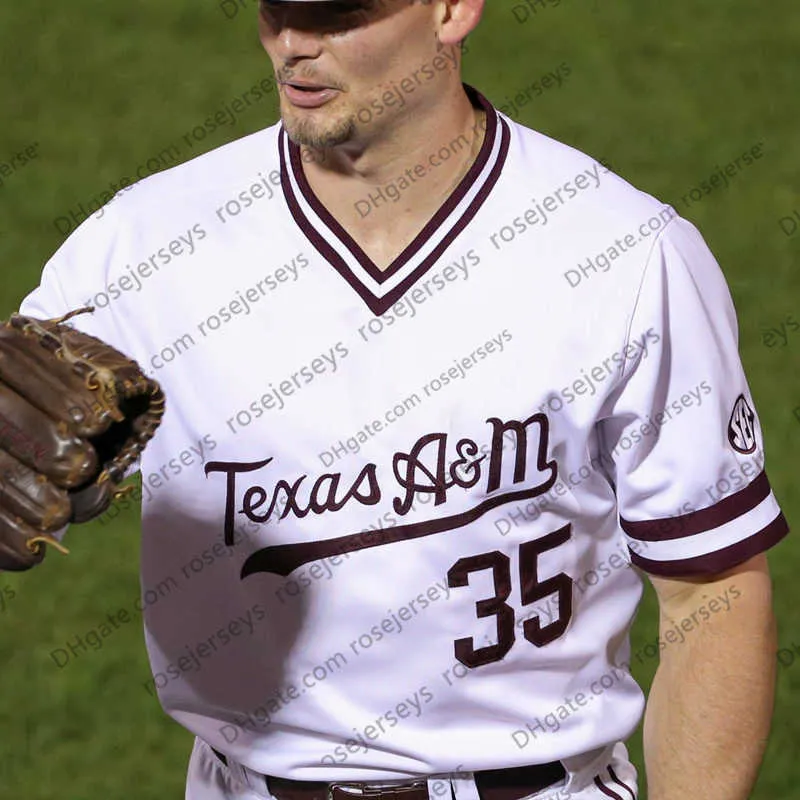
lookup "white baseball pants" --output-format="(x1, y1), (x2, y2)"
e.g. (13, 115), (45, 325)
(185, 739), (638, 800)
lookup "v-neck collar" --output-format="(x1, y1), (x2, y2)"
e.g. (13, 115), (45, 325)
(279, 85), (510, 316)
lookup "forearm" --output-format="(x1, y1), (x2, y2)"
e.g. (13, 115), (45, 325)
(643, 569), (776, 800)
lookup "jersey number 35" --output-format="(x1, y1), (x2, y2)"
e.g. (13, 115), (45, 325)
(447, 524), (573, 668)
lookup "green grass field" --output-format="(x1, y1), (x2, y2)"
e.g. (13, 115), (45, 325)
(0, 1), (798, 797)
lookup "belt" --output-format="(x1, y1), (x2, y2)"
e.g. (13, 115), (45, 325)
(210, 748), (566, 800)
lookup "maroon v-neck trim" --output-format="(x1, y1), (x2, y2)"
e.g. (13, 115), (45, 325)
(280, 85), (510, 316)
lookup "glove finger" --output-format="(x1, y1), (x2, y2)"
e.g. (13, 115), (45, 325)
(70, 481), (116, 524)
(0, 448), (72, 531)
(0, 505), (48, 571)
(0, 319), (115, 438)
(39, 321), (162, 428)
(45, 322), (146, 383)
(0, 382), (98, 488)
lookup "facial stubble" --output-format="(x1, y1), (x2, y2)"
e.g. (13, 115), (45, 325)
(281, 101), (358, 150)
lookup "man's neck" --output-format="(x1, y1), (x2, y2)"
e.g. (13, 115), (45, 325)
(298, 89), (487, 271)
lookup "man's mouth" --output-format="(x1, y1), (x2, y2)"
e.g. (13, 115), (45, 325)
(285, 81), (328, 91)
(281, 82), (339, 108)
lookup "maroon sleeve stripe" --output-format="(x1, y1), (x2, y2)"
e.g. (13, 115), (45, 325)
(628, 513), (789, 577)
(593, 776), (625, 799)
(620, 471), (770, 541)
(607, 766), (636, 800)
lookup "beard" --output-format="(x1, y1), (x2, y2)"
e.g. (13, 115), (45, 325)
(281, 104), (358, 150)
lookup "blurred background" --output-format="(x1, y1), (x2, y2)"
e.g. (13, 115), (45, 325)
(0, 0), (798, 797)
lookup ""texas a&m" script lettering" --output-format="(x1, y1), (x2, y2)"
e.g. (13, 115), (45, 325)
(205, 413), (556, 578)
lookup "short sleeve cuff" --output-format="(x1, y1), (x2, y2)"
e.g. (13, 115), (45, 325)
(620, 471), (790, 576)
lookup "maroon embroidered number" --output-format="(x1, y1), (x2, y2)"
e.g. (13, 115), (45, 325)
(520, 524), (573, 646)
(447, 524), (573, 667)
(447, 552), (514, 667)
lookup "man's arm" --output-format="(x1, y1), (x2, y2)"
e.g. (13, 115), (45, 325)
(643, 553), (777, 800)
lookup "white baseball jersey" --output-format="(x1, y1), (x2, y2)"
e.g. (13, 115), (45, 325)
(22, 85), (788, 782)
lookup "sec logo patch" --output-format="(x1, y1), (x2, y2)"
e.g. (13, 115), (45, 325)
(728, 394), (757, 453)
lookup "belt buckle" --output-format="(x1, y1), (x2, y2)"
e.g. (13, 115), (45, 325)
(328, 780), (428, 800)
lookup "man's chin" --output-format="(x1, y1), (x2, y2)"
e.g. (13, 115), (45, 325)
(281, 107), (357, 150)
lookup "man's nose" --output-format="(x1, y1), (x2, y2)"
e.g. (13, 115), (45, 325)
(273, 25), (325, 62)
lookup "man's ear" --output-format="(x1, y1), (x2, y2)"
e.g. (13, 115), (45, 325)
(435, 0), (485, 49)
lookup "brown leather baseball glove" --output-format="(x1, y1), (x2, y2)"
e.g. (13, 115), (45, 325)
(0, 309), (165, 571)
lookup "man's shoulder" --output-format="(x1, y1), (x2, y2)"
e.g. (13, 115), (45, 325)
(47, 120), (284, 267)
(32, 121), (285, 322)
(502, 113), (670, 223)
(111, 121), (283, 217)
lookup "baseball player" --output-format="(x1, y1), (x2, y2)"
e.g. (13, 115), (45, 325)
(3, 1), (788, 798)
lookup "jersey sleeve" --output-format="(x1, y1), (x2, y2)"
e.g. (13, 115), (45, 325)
(18, 207), (143, 483)
(598, 216), (789, 576)
(20, 206), (113, 324)
(18, 259), (72, 320)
